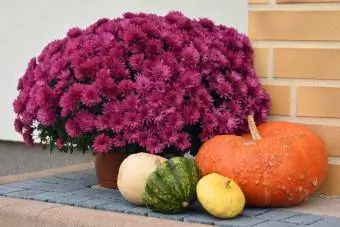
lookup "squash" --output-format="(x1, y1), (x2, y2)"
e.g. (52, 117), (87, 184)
(117, 152), (167, 205)
(197, 173), (245, 218)
(143, 157), (201, 213)
(195, 115), (328, 207)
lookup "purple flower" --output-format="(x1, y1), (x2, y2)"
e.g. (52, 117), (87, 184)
(93, 134), (113, 153)
(67, 27), (83, 38)
(181, 45), (200, 65)
(56, 138), (65, 149)
(74, 111), (95, 132)
(37, 108), (56, 126)
(110, 114), (124, 132)
(65, 119), (81, 138)
(129, 54), (144, 71)
(95, 115), (111, 131)
(81, 85), (101, 106)
(175, 133), (190, 151)
(59, 84), (83, 116)
(13, 98), (25, 114)
(179, 70), (201, 89)
(13, 11), (270, 156)
(14, 118), (24, 133)
(122, 94), (139, 109)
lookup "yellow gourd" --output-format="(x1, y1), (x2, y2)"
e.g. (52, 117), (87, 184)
(196, 173), (245, 219)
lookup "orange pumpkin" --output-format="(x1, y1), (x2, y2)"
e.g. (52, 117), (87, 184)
(195, 116), (328, 207)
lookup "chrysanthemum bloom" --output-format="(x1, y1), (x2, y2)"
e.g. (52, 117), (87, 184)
(13, 11), (270, 155)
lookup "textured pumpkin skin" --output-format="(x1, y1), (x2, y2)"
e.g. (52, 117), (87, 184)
(196, 121), (328, 207)
(143, 157), (201, 213)
(117, 152), (167, 205)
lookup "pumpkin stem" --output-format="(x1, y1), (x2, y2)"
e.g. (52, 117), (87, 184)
(247, 115), (262, 141)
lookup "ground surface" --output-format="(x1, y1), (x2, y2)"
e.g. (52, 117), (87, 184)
(0, 141), (92, 176)
(1, 169), (339, 227)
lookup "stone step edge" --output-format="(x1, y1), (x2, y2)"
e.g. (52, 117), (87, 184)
(0, 196), (207, 227)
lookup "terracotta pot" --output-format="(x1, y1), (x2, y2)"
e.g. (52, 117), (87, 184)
(94, 152), (126, 189)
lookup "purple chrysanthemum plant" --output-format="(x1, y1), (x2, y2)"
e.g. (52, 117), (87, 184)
(13, 11), (270, 157)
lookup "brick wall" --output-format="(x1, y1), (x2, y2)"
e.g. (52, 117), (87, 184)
(249, 0), (340, 196)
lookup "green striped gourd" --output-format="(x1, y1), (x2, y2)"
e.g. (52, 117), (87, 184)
(143, 157), (201, 213)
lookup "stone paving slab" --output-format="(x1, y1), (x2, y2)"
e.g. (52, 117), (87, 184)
(0, 169), (339, 227)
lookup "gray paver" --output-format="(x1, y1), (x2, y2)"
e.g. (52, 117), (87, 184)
(3, 189), (46, 199)
(76, 199), (110, 209)
(97, 202), (135, 213)
(126, 207), (151, 216)
(310, 217), (340, 227)
(147, 211), (194, 221)
(68, 188), (99, 196)
(241, 208), (271, 217)
(0, 185), (25, 195)
(55, 172), (89, 180)
(215, 216), (267, 227)
(3, 180), (49, 189)
(41, 184), (84, 193)
(87, 190), (122, 200)
(283, 213), (325, 225)
(48, 194), (92, 205)
(256, 210), (300, 221)
(39, 176), (70, 184)
(183, 211), (221, 225)
(255, 221), (298, 227)
(26, 191), (73, 202)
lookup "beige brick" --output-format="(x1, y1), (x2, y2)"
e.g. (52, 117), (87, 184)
(278, 0), (340, 3)
(305, 124), (340, 157)
(274, 48), (340, 80)
(254, 48), (269, 78)
(297, 87), (340, 118)
(249, 0), (270, 3)
(318, 164), (340, 196)
(249, 10), (340, 41)
(263, 85), (291, 115)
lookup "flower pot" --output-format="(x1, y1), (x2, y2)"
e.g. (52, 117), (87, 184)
(94, 152), (126, 189)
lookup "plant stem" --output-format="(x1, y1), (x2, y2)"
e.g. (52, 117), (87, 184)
(247, 115), (262, 141)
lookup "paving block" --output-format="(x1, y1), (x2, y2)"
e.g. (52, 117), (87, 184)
(256, 210), (300, 221)
(310, 217), (340, 227)
(39, 176), (70, 184)
(0, 185), (25, 195)
(3, 180), (48, 189)
(183, 211), (221, 225)
(255, 221), (298, 227)
(97, 200), (136, 213)
(87, 190), (122, 200)
(68, 188), (99, 196)
(215, 216), (267, 227)
(26, 191), (73, 202)
(148, 211), (194, 222)
(48, 194), (92, 205)
(54, 172), (89, 180)
(283, 213), (325, 225)
(81, 168), (96, 175)
(125, 207), (151, 216)
(241, 208), (272, 217)
(73, 179), (97, 187)
(42, 184), (84, 193)
(75, 199), (110, 209)
(3, 189), (46, 199)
